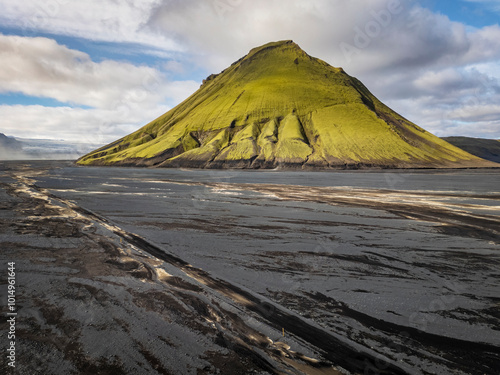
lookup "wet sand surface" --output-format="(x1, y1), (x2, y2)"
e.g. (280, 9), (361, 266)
(1, 161), (499, 375)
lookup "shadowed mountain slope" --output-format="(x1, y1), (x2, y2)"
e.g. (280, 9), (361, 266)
(442, 136), (500, 164)
(77, 40), (496, 169)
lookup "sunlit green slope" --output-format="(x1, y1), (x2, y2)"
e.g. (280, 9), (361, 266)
(77, 40), (495, 169)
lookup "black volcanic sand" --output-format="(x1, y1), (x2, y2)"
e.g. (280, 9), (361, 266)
(1, 161), (499, 375)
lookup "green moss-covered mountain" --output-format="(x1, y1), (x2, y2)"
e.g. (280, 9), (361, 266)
(78, 40), (497, 169)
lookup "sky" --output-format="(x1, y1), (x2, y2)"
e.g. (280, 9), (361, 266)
(0, 0), (499, 145)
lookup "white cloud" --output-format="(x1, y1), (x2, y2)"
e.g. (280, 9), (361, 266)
(0, 34), (199, 142)
(0, 81), (199, 142)
(0, 104), (166, 144)
(147, 0), (404, 73)
(449, 104), (500, 123)
(0, 0), (181, 53)
(384, 96), (500, 138)
(144, 1), (497, 74)
(0, 34), (199, 109)
(463, 25), (500, 63)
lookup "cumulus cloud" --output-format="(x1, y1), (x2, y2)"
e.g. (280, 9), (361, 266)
(147, 0), (402, 73)
(0, 34), (199, 143)
(463, 25), (500, 63)
(7, 0), (493, 80)
(383, 63), (500, 138)
(0, 104), (168, 144)
(0, 0), (181, 53)
(0, 34), (198, 109)
(144, 1), (496, 73)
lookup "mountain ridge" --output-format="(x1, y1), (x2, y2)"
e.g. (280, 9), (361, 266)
(77, 40), (498, 169)
(442, 136), (500, 164)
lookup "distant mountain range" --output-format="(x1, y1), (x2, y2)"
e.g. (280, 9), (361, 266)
(0, 133), (24, 159)
(0, 132), (102, 160)
(442, 137), (500, 164)
(77, 40), (498, 169)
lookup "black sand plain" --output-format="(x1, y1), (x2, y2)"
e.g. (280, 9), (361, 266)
(1, 161), (499, 374)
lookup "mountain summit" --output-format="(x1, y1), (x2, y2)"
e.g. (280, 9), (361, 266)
(78, 40), (495, 169)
